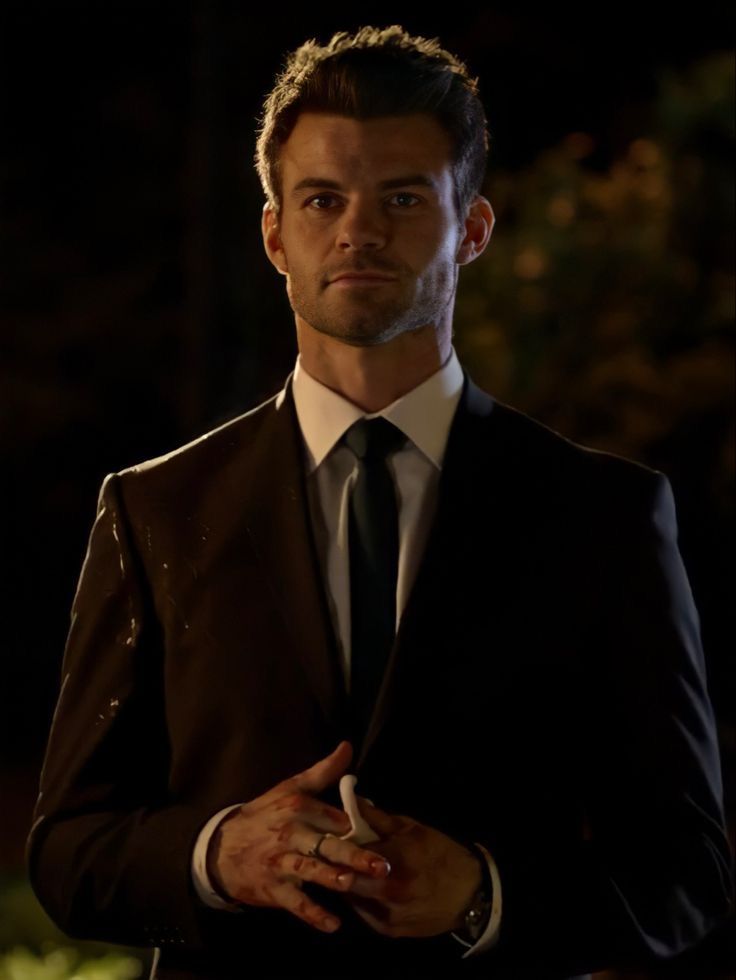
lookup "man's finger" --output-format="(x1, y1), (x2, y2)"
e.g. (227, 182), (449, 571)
(273, 880), (343, 934)
(346, 894), (393, 930)
(289, 741), (354, 796)
(343, 873), (387, 900)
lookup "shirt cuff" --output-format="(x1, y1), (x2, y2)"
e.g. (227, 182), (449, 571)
(191, 803), (244, 910)
(450, 842), (502, 958)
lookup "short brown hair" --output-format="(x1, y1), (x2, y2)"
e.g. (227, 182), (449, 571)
(254, 25), (490, 224)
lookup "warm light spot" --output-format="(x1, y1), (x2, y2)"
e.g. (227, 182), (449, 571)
(628, 138), (661, 168)
(514, 246), (548, 280)
(547, 195), (575, 227)
(563, 131), (595, 160)
(638, 174), (667, 201)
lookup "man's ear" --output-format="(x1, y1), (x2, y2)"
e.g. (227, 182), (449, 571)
(262, 203), (288, 275)
(455, 195), (495, 266)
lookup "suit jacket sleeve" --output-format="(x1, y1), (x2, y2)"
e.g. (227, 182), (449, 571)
(26, 472), (215, 951)
(486, 469), (733, 973)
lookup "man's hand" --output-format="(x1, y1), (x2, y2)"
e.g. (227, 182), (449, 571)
(207, 742), (391, 934)
(342, 796), (483, 939)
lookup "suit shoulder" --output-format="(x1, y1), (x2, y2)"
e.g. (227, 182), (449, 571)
(479, 398), (676, 544)
(111, 386), (285, 494)
(487, 396), (668, 500)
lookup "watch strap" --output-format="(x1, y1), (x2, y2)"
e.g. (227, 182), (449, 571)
(455, 840), (494, 944)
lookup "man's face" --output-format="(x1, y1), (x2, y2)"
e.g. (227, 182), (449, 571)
(262, 112), (470, 347)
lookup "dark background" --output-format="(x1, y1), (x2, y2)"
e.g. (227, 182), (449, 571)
(1, 2), (733, 975)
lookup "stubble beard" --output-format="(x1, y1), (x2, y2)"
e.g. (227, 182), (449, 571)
(286, 265), (456, 348)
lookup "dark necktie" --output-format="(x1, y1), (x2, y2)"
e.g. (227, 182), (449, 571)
(343, 416), (406, 755)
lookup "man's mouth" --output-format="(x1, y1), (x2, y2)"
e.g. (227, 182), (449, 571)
(330, 273), (397, 286)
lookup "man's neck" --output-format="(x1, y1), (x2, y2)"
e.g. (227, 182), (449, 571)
(296, 323), (452, 413)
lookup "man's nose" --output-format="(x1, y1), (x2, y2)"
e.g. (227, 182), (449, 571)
(335, 202), (387, 251)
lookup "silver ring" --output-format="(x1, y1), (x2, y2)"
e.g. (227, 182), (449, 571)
(306, 832), (330, 858)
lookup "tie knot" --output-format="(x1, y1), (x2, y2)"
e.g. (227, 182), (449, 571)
(343, 416), (406, 462)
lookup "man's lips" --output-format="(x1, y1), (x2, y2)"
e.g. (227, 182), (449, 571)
(329, 273), (397, 285)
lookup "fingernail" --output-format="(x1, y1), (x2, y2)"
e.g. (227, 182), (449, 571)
(371, 860), (391, 876)
(323, 916), (340, 931)
(336, 872), (351, 887)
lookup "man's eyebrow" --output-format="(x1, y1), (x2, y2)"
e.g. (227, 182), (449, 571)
(290, 175), (439, 196)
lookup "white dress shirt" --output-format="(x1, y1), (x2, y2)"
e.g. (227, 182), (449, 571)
(191, 345), (502, 957)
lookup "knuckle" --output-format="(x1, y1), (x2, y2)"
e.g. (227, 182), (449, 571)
(319, 862), (338, 882)
(275, 819), (296, 843)
(292, 902), (312, 925)
(306, 858), (327, 883)
(293, 896), (324, 928)
(278, 792), (303, 811)
(320, 838), (342, 861)
(347, 844), (368, 865)
(294, 896), (310, 917)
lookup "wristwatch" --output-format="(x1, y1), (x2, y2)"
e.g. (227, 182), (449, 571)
(455, 842), (494, 945)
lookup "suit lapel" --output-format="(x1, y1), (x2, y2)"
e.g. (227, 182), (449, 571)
(243, 370), (349, 737)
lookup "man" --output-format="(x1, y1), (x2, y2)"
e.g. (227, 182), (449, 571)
(27, 24), (732, 980)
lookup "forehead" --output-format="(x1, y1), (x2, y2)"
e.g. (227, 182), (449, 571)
(279, 112), (454, 187)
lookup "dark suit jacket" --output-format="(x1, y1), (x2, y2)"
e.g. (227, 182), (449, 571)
(27, 368), (733, 979)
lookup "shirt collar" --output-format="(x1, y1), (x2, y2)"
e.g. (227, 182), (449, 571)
(290, 345), (465, 474)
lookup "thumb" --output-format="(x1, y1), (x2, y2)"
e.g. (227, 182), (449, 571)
(292, 740), (353, 795)
(355, 796), (403, 834)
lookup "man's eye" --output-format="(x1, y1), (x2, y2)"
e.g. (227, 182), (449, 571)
(307, 195), (337, 209)
(390, 193), (420, 207)
(306, 193), (420, 210)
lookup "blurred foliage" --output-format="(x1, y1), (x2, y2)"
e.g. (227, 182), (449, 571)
(0, 878), (146, 980)
(455, 51), (734, 519)
(0, 948), (140, 980)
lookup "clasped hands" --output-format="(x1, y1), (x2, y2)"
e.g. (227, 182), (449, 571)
(208, 740), (482, 938)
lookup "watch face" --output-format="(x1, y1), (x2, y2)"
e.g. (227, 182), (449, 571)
(465, 890), (493, 938)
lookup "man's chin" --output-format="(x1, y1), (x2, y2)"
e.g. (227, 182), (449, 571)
(335, 332), (398, 348)
(309, 321), (407, 347)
